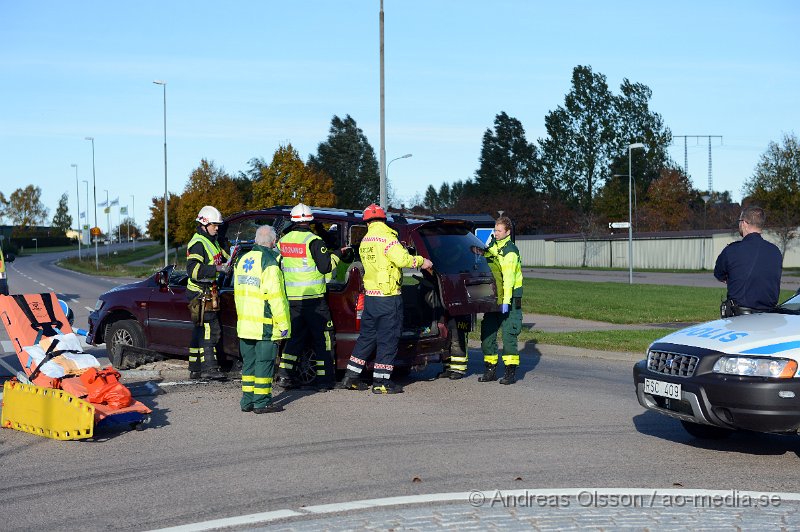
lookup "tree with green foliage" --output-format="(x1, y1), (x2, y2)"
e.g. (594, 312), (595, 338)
(608, 79), (673, 193)
(475, 112), (539, 195)
(147, 192), (182, 252)
(250, 144), (335, 209)
(113, 218), (143, 242)
(539, 65), (617, 213)
(308, 115), (380, 209)
(176, 159), (246, 244)
(52, 193), (73, 235)
(743, 132), (800, 255)
(0, 191), (8, 223)
(7, 185), (49, 229)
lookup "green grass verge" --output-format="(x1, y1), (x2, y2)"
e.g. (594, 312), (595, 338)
(58, 244), (164, 278)
(522, 278), (795, 324)
(521, 328), (678, 353)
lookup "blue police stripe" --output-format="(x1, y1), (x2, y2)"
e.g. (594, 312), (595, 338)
(741, 341), (800, 355)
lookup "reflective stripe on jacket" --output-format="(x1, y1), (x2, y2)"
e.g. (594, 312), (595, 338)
(359, 221), (424, 297)
(234, 246), (290, 340)
(186, 231), (227, 294)
(485, 235), (523, 305)
(278, 230), (326, 300)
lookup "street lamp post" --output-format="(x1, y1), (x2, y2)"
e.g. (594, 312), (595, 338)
(387, 153), (412, 191)
(153, 80), (168, 267)
(104, 189), (110, 257)
(32, 238), (38, 254)
(70, 163), (81, 260)
(130, 194), (136, 249)
(701, 194), (711, 230)
(628, 143), (645, 284)
(85, 137), (99, 270)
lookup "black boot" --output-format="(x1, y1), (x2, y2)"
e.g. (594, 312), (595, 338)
(274, 375), (298, 389)
(499, 365), (518, 385)
(436, 369), (453, 379)
(201, 366), (226, 380)
(337, 374), (369, 390)
(478, 363), (497, 382)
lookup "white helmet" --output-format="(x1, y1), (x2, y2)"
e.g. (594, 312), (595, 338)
(290, 202), (314, 222)
(196, 205), (223, 225)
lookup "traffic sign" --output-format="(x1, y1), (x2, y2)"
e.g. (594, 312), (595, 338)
(90, 227), (102, 236)
(609, 222), (630, 229)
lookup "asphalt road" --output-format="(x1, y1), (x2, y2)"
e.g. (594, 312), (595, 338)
(1, 251), (798, 531)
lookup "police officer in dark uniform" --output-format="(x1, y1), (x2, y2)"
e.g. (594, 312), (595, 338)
(714, 206), (782, 314)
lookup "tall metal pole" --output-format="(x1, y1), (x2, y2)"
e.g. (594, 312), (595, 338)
(378, 0), (386, 208)
(85, 137), (99, 270)
(628, 143), (645, 284)
(131, 194), (136, 249)
(104, 189), (110, 257)
(82, 180), (89, 248)
(154, 80), (168, 266)
(71, 163), (81, 260)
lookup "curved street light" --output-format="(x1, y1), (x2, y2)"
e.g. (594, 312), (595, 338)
(153, 80), (168, 267)
(387, 154), (412, 203)
(70, 163), (81, 260)
(85, 136), (99, 270)
(628, 143), (645, 284)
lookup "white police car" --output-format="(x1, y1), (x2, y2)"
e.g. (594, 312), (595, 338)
(633, 291), (800, 439)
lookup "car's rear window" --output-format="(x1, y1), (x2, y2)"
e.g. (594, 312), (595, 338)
(416, 224), (492, 275)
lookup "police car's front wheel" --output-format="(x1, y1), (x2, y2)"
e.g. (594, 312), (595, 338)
(680, 420), (733, 440)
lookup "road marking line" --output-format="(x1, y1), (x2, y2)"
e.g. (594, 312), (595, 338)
(70, 298), (79, 303)
(85, 306), (94, 312)
(150, 488), (800, 532)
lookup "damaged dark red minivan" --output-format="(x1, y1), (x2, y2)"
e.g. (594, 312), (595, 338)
(87, 206), (498, 383)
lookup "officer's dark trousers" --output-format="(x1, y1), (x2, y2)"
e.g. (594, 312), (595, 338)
(277, 298), (335, 385)
(189, 311), (221, 374)
(239, 338), (276, 410)
(346, 295), (403, 384)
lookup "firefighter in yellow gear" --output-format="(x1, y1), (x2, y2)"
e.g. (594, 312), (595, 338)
(186, 205), (230, 380)
(234, 225), (290, 414)
(478, 216), (523, 385)
(338, 204), (433, 394)
(274, 203), (348, 391)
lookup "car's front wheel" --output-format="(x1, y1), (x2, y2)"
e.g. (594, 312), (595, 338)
(107, 319), (147, 369)
(680, 420), (734, 440)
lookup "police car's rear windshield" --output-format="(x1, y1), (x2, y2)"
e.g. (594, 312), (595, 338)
(416, 225), (492, 275)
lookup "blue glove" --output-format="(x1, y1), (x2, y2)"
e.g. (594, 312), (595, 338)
(500, 304), (510, 314)
(280, 329), (288, 338)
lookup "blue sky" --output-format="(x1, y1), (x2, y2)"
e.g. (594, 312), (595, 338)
(1, 0), (798, 232)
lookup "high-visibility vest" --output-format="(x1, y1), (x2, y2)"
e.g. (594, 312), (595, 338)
(0, 247), (5, 280)
(359, 221), (424, 297)
(485, 235), (523, 305)
(186, 232), (223, 294)
(278, 230), (326, 300)
(234, 247), (290, 341)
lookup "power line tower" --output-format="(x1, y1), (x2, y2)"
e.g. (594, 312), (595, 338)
(673, 135), (723, 192)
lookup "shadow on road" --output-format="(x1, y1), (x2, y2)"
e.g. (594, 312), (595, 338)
(632, 410), (800, 457)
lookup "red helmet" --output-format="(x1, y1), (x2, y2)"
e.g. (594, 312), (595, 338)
(363, 203), (386, 222)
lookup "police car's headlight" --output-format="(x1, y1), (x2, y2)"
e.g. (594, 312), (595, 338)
(713, 356), (797, 378)
(94, 299), (105, 312)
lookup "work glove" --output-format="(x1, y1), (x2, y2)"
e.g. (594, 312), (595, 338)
(280, 329), (289, 338)
(339, 246), (355, 263)
(500, 303), (510, 314)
